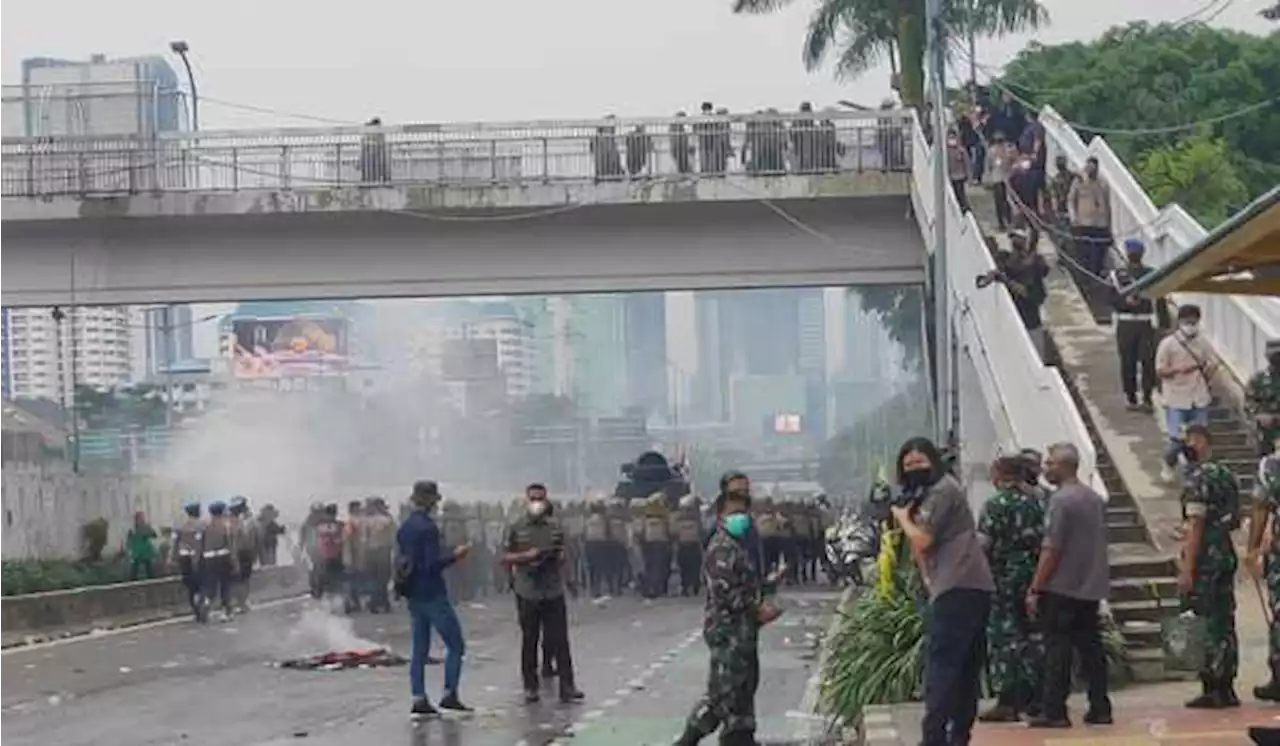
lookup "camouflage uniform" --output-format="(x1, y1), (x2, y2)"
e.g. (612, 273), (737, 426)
(977, 486), (1045, 716)
(1182, 460), (1241, 699)
(1246, 360), (1280, 456)
(1259, 454), (1280, 693)
(680, 525), (763, 745)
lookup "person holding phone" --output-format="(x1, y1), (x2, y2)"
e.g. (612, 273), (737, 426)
(674, 471), (783, 746)
(397, 480), (473, 719)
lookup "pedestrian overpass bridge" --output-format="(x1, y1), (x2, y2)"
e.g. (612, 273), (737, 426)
(3, 108), (1275, 495)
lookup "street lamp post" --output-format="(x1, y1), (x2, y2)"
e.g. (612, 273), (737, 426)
(169, 40), (197, 132)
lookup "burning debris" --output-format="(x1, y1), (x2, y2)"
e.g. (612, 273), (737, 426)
(276, 647), (407, 671)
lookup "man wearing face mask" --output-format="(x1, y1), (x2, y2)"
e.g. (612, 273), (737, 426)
(674, 471), (782, 746)
(1068, 156), (1112, 277)
(1025, 443), (1112, 728)
(889, 437), (994, 746)
(1155, 304), (1218, 481)
(502, 483), (584, 705)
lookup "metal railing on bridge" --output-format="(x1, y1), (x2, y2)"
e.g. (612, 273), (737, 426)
(0, 110), (913, 198)
(1040, 106), (1280, 383)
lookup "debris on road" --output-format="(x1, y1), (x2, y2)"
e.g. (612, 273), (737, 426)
(276, 648), (407, 671)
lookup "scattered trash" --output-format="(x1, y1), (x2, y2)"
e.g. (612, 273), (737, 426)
(119, 666), (133, 673)
(47, 695), (62, 706)
(278, 648), (408, 671)
(467, 602), (488, 610)
(292, 730), (309, 738)
(161, 661), (180, 669)
(24, 664), (35, 670)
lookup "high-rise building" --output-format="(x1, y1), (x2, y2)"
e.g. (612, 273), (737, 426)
(565, 295), (628, 416)
(1, 309), (12, 400)
(132, 305), (195, 380)
(622, 292), (668, 421)
(4, 54), (184, 138)
(452, 302), (535, 401)
(510, 297), (558, 397)
(692, 292), (729, 423)
(3, 307), (134, 401)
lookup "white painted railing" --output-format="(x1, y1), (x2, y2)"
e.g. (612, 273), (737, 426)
(1040, 106), (1280, 383)
(910, 113), (1104, 493)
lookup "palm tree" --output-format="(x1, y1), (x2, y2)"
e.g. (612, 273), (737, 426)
(732, 0), (1047, 108)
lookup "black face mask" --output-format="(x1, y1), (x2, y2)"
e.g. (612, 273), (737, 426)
(727, 489), (750, 502)
(901, 469), (935, 492)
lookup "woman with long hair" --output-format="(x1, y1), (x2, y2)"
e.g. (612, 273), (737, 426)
(889, 436), (994, 746)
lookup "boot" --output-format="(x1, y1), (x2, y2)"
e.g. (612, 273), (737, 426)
(1186, 679), (1226, 709)
(670, 725), (703, 746)
(717, 729), (758, 746)
(977, 699), (1020, 723)
(1219, 684), (1241, 708)
(1255, 679), (1280, 702)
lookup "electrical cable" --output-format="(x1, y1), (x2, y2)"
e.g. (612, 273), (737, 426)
(199, 96), (361, 126)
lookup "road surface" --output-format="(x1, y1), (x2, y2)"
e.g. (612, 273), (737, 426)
(1, 589), (839, 746)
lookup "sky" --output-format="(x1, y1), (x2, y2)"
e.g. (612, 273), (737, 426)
(1, 0), (1270, 357)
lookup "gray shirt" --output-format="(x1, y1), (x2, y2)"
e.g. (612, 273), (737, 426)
(1041, 482), (1110, 601)
(505, 513), (567, 601)
(916, 475), (995, 599)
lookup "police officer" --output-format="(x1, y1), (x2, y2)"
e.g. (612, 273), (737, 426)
(756, 498), (781, 576)
(674, 471), (783, 746)
(228, 496), (259, 612)
(1110, 238), (1163, 412)
(790, 499), (814, 584)
(171, 500), (207, 622)
(1178, 424), (1242, 709)
(344, 500), (367, 613)
(673, 496), (704, 596)
(628, 500), (647, 595)
(1246, 342), (1280, 457)
(606, 498), (630, 594)
(584, 499), (612, 597)
(312, 504), (346, 601)
(977, 456), (1046, 722)
(485, 503), (509, 595)
(441, 500), (471, 601)
(562, 500), (587, 593)
(642, 494), (673, 598)
(202, 500), (238, 621)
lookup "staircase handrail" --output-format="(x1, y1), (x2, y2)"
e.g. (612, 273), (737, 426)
(910, 111), (1103, 494)
(1039, 105), (1280, 383)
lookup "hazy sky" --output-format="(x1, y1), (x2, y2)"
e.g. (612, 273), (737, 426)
(2, 0), (1268, 358)
(2, 0), (1269, 130)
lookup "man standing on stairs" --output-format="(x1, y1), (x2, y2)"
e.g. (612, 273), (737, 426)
(1177, 424), (1242, 709)
(1067, 156), (1112, 277)
(1110, 238), (1160, 413)
(1245, 438), (1280, 702)
(1156, 304), (1217, 482)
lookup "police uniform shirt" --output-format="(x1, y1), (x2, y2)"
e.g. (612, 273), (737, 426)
(505, 513), (566, 601)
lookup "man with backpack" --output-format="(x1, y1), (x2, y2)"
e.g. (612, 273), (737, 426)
(396, 480), (472, 719)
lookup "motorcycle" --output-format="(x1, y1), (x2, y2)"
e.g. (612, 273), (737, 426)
(822, 509), (882, 588)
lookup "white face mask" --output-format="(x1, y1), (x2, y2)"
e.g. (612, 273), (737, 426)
(527, 499), (548, 518)
(1180, 322), (1200, 337)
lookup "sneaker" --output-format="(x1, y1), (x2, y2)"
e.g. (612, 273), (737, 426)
(559, 688), (585, 704)
(438, 694), (473, 713)
(1140, 401), (1155, 413)
(1126, 400), (1141, 412)
(1160, 464), (1177, 483)
(410, 698), (440, 719)
(524, 689), (541, 704)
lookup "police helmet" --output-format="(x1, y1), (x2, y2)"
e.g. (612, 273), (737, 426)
(183, 500), (201, 517)
(229, 495), (248, 513)
(208, 500), (227, 515)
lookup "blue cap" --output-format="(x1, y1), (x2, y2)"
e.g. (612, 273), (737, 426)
(208, 500), (227, 515)
(1123, 238), (1145, 253)
(183, 500), (201, 515)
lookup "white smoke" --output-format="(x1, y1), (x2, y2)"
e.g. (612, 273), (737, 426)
(283, 603), (380, 653)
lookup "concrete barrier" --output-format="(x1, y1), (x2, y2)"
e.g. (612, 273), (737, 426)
(1, 565), (307, 644)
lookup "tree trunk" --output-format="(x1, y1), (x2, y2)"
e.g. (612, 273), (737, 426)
(895, 2), (927, 108)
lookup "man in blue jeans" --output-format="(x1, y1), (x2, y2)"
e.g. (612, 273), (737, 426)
(397, 480), (473, 719)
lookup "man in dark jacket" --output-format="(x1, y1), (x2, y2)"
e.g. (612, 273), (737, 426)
(397, 480), (472, 719)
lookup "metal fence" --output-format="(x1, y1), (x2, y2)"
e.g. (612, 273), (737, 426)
(0, 111), (913, 197)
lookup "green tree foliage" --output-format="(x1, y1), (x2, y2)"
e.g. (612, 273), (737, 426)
(74, 384), (168, 430)
(996, 22), (1280, 223)
(1136, 134), (1250, 227)
(731, 0), (1047, 107)
(852, 285), (925, 366)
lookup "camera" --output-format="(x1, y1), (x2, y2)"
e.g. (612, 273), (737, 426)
(890, 483), (930, 510)
(975, 269), (1007, 289)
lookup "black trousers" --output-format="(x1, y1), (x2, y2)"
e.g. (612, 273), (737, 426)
(921, 588), (989, 746)
(202, 555), (234, 613)
(1074, 225), (1112, 277)
(992, 182), (1012, 230)
(517, 594), (575, 694)
(1115, 320), (1157, 403)
(677, 543), (702, 595)
(1040, 592), (1111, 721)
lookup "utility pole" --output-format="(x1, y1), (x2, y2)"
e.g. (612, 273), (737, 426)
(162, 305), (175, 428)
(926, 0), (952, 444)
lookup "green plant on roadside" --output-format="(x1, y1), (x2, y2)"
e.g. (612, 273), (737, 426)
(80, 518), (110, 562)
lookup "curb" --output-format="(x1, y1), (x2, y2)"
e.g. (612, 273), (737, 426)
(794, 585), (860, 745)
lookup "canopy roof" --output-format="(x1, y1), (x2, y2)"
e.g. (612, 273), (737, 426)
(1133, 186), (1280, 297)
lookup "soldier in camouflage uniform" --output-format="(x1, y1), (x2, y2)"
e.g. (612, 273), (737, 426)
(977, 456), (1046, 721)
(1179, 424), (1242, 709)
(675, 472), (782, 746)
(1246, 427), (1280, 701)
(1246, 342), (1280, 457)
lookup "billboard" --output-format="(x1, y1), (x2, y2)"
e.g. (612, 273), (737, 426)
(229, 316), (350, 378)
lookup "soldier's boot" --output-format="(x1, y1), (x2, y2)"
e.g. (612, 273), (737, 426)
(717, 728), (758, 746)
(977, 698), (1020, 723)
(1220, 684), (1241, 707)
(1186, 679), (1231, 709)
(670, 725), (703, 746)
(1255, 675), (1280, 702)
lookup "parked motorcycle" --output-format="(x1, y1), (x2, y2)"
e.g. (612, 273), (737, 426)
(821, 481), (892, 588)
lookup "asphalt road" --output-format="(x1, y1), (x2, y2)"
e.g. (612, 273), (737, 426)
(1, 589), (839, 746)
